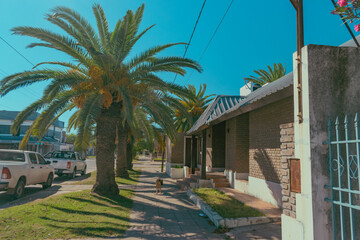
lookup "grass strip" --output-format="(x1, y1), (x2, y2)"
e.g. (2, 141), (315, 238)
(193, 188), (264, 218)
(69, 169), (141, 185)
(0, 190), (134, 239)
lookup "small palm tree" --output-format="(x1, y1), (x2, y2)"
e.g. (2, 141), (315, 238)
(244, 63), (286, 86)
(0, 4), (201, 196)
(175, 84), (215, 132)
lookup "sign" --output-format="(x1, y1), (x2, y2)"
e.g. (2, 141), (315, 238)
(290, 158), (301, 193)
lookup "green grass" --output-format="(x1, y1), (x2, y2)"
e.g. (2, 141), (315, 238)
(86, 155), (96, 159)
(193, 188), (264, 218)
(153, 158), (166, 162)
(71, 169), (141, 185)
(0, 190), (134, 239)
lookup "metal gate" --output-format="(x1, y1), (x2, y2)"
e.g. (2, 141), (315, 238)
(326, 115), (360, 240)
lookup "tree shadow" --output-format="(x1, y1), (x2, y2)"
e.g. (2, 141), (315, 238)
(253, 148), (282, 205)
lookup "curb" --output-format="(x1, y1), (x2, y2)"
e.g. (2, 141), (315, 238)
(186, 188), (279, 228)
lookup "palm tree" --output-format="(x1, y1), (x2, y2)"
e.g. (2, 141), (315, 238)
(175, 84), (215, 132)
(244, 63), (286, 86)
(0, 4), (201, 196)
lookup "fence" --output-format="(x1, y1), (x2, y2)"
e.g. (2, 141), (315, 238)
(325, 114), (360, 240)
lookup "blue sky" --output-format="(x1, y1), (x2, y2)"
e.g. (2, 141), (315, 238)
(0, 0), (355, 130)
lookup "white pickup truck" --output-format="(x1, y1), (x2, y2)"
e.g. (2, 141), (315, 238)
(44, 151), (87, 178)
(0, 150), (55, 198)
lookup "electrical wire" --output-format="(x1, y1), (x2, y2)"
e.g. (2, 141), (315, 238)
(185, 0), (234, 85)
(0, 36), (35, 67)
(173, 0), (207, 83)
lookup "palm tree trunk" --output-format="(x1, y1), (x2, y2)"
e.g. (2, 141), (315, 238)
(92, 110), (119, 196)
(127, 136), (134, 170)
(116, 122), (129, 178)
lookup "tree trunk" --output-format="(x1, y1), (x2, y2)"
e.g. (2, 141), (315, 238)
(116, 122), (129, 178)
(126, 136), (134, 170)
(92, 107), (120, 196)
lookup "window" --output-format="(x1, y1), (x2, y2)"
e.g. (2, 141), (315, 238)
(37, 155), (47, 164)
(29, 153), (38, 164)
(0, 152), (25, 162)
(44, 152), (53, 159)
(20, 126), (30, 135)
(0, 125), (10, 134)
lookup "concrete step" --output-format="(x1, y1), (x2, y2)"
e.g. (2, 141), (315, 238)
(213, 182), (231, 188)
(184, 178), (197, 188)
(212, 178), (228, 183)
(190, 174), (200, 182)
(176, 180), (190, 190)
(207, 174), (226, 179)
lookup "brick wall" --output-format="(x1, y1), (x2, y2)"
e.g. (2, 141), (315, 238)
(225, 118), (236, 171)
(280, 122), (296, 218)
(249, 97), (294, 183)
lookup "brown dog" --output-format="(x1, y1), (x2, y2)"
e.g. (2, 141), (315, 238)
(155, 177), (162, 194)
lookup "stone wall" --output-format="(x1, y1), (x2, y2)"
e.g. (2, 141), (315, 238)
(280, 122), (296, 218)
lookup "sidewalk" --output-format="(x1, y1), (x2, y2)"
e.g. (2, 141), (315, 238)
(123, 164), (224, 240)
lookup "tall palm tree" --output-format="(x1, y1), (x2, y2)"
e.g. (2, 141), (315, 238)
(0, 4), (201, 196)
(175, 84), (215, 132)
(244, 63), (286, 86)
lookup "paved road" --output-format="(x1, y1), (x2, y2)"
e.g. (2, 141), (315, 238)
(123, 162), (224, 240)
(0, 158), (96, 208)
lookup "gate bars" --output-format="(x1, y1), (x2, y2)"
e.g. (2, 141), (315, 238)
(325, 114), (360, 240)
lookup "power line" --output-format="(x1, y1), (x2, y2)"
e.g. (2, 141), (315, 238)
(185, 0), (234, 85)
(0, 36), (35, 67)
(173, 0), (207, 83)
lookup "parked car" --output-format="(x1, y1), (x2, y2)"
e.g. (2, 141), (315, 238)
(44, 151), (87, 178)
(0, 150), (54, 198)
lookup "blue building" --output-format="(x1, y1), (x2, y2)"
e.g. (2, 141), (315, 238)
(0, 110), (65, 154)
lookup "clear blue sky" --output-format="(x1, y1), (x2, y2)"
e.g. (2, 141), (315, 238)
(0, 0), (355, 130)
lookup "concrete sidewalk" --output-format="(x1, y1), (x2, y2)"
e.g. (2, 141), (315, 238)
(123, 164), (224, 240)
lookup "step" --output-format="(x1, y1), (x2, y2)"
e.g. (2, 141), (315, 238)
(184, 178), (197, 188)
(212, 178), (228, 183)
(190, 174), (200, 181)
(176, 180), (190, 190)
(213, 182), (231, 188)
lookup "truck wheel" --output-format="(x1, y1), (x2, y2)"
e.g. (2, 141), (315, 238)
(42, 173), (53, 189)
(13, 179), (25, 199)
(69, 168), (76, 179)
(81, 166), (86, 176)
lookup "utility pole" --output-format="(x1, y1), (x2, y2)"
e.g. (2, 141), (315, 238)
(290, 0), (304, 123)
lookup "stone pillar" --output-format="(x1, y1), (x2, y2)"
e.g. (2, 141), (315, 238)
(280, 123), (296, 218)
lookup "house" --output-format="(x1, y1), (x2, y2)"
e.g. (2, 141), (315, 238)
(165, 96), (243, 178)
(0, 110), (65, 154)
(186, 74), (293, 207)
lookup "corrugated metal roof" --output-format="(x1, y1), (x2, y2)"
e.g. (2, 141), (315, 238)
(187, 37), (360, 135)
(187, 95), (243, 134)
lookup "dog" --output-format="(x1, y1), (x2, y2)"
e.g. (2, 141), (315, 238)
(155, 177), (163, 194)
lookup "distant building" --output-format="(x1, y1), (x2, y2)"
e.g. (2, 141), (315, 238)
(0, 110), (65, 154)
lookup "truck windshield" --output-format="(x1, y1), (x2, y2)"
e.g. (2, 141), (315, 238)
(52, 151), (76, 160)
(0, 152), (25, 162)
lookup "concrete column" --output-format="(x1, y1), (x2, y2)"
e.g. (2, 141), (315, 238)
(283, 45), (360, 240)
(201, 130), (206, 179)
(191, 135), (196, 174)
